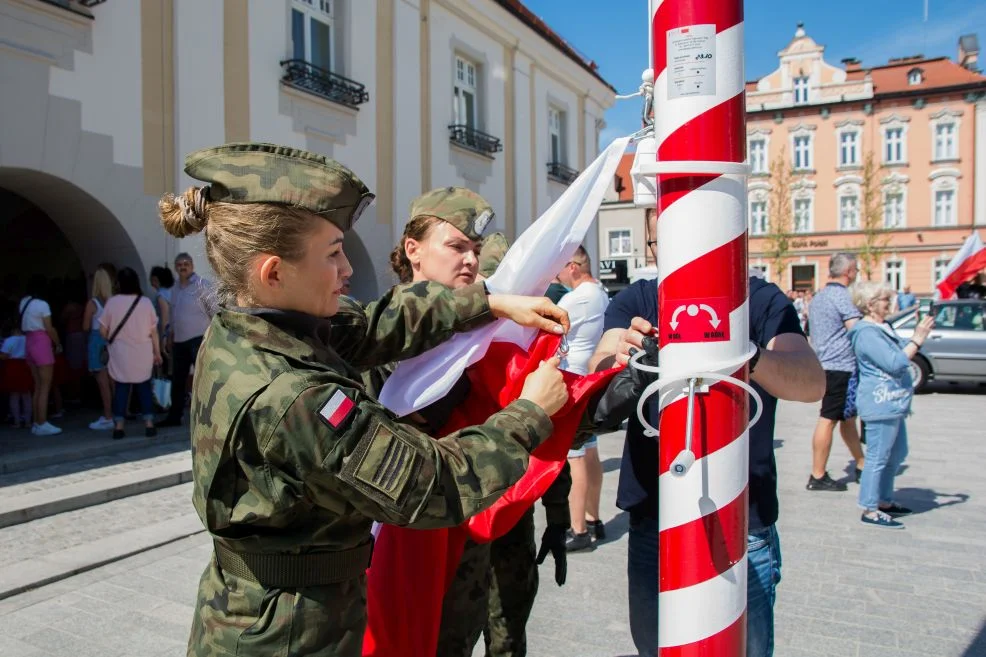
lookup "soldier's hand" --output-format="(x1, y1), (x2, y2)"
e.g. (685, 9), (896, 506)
(488, 294), (570, 335)
(520, 356), (568, 416)
(536, 523), (568, 586)
(591, 335), (660, 430)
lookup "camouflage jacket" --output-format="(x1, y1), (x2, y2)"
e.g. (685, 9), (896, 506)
(188, 281), (554, 656)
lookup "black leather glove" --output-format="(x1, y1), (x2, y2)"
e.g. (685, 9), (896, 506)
(535, 523), (568, 586)
(591, 336), (659, 431)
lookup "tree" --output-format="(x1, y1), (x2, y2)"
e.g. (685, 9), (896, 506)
(855, 151), (894, 281)
(762, 147), (795, 286)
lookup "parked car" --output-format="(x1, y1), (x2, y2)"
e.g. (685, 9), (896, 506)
(889, 299), (986, 391)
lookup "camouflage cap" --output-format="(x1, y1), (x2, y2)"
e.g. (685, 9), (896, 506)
(184, 142), (374, 231)
(408, 187), (494, 241)
(478, 232), (510, 279)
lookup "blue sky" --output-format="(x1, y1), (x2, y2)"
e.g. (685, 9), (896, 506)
(522, 0), (986, 147)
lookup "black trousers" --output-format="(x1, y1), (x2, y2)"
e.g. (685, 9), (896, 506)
(167, 336), (202, 421)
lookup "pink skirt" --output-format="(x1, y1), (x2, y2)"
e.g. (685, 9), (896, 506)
(25, 331), (55, 367)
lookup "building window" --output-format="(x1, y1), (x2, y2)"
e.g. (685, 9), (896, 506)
(884, 260), (904, 291)
(884, 127), (905, 164)
(908, 68), (923, 85)
(791, 264), (816, 291)
(934, 122), (957, 161)
(453, 55), (478, 130)
(793, 76), (809, 104)
(839, 194), (860, 231)
(933, 257), (950, 285)
(548, 107), (565, 165)
(793, 135), (812, 170)
(608, 229), (632, 257)
(884, 191), (905, 229)
(292, 0), (334, 72)
(749, 138), (767, 174)
(749, 200), (768, 236)
(933, 189), (956, 226)
(839, 131), (859, 167)
(793, 198), (812, 233)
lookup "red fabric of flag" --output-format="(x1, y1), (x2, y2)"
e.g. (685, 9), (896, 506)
(363, 332), (621, 657)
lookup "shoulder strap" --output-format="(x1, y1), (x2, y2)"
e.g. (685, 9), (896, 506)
(18, 297), (34, 327)
(108, 296), (142, 344)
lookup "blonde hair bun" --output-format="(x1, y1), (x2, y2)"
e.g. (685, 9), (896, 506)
(160, 187), (209, 237)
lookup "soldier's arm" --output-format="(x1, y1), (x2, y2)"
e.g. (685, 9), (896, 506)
(540, 462), (571, 528)
(270, 377), (554, 529)
(330, 281), (492, 369)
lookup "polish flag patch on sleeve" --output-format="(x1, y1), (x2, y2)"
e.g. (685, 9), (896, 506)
(318, 389), (356, 430)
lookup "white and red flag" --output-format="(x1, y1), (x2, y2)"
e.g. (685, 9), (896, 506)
(936, 232), (986, 300)
(362, 137), (630, 657)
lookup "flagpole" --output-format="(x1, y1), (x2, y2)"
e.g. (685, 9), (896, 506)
(651, 0), (751, 654)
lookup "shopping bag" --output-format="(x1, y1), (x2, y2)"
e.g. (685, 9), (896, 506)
(152, 376), (171, 410)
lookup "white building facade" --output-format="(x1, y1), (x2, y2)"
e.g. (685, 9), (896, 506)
(0, 0), (614, 300)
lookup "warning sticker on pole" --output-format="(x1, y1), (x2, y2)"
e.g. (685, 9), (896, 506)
(662, 297), (731, 343)
(667, 24), (716, 99)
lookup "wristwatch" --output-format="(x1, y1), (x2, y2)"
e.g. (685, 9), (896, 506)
(748, 343), (762, 375)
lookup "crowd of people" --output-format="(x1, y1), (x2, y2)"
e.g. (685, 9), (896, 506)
(0, 253), (214, 439)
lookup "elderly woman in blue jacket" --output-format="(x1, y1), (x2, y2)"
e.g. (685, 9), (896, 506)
(848, 281), (934, 528)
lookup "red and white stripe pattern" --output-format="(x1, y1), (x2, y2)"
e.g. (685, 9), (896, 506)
(651, 0), (750, 654)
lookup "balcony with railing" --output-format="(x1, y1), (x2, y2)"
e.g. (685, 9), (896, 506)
(448, 124), (503, 156)
(279, 59), (369, 109)
(547, 162), (579, 185)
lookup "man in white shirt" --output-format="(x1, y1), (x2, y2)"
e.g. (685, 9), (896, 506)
(158, 253), (214, 427)
(556, 246), (610, 551)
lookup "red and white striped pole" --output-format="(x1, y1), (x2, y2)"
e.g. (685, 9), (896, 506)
(651, 0), (750, 654)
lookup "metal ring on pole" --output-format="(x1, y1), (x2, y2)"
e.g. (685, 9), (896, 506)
(632, 160), (752, 176)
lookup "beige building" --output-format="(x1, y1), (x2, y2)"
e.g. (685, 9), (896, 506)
(0, 0), (613, 301)
(747, 25), (985, 294)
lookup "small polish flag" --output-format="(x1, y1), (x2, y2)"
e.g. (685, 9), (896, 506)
(319, 389), (356, 429)
(936, 232), (986, 300)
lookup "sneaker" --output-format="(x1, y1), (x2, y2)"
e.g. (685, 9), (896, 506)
(34, 422), (63, 436)
(879, 503), (913, 517)
(89, 417), (115, 430)
(806, 472), (848, 492)
(145, 426), (157, 438)
(112, 428), (125, 440)
(588, 519), (606, 541)
(861, 510), (904, 529)
(565, 531), (594, 552)
(50, 410), (64, 419)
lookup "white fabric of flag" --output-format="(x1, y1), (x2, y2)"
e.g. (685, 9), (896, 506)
(378, 137), (632, 417)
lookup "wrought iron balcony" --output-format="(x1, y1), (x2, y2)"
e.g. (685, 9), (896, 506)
(547, 162), (580, 185)
(279, 59), (369, 109)
(448, 125), (503, 156)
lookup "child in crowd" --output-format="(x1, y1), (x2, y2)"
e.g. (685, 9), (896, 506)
(1, 322), (33, 428)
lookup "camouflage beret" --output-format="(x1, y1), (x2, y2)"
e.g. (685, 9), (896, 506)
(184, 142), (375, 232)
(408, 186), (494, 242)
(478, 232), (510, 279)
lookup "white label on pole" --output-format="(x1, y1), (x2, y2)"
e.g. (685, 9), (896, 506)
(667, 24), (716, 99)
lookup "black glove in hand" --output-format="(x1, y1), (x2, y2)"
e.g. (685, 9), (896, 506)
(535, 523), (568, 586)
(592, 336), (659, 431)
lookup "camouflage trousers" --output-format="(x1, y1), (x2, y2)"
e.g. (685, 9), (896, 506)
(188, 557), (367, 657)
(435, 508), (538, 657)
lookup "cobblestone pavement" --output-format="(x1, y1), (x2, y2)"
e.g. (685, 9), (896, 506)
(0, 484), (194, 566)
(0, 385), (984, 657)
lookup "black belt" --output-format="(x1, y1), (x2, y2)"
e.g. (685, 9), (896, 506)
(214, 540), (373, 588)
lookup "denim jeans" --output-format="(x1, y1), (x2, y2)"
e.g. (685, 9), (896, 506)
(858, 417), (909, 511)
(627, 516), (782, 657)
(112, 380), (154, 422)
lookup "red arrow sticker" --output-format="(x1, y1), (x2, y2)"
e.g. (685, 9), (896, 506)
(662, 297), (731, 343)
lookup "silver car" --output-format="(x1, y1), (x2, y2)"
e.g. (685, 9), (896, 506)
(890, 299), (986, 391)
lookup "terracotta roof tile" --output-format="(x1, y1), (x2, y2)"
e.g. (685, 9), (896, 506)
(868, 57), (986, 95)
(613, 153), (635, 203)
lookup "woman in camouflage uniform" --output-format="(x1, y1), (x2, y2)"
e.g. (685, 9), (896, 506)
(159, 143), (570, 657)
